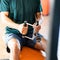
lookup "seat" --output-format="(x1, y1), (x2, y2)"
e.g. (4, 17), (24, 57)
(20, 47), (45, 60)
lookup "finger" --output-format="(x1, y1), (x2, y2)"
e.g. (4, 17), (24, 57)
(22, 27), (28, 34)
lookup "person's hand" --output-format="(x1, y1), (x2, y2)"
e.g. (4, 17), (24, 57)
(33, 24), (41, 33)
(17, 23), (28, 35)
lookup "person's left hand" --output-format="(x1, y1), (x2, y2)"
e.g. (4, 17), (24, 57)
(33, 24), (41, 33)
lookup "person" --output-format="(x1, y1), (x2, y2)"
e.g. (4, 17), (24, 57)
(1, 0), (47, 60)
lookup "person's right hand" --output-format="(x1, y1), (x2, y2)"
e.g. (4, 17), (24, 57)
(17, 23), (28, 35)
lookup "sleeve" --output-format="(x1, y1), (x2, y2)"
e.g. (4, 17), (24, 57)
(1, 0), (10, 12)
(40, 4), (43, 12)
(36, 0), (43, 12)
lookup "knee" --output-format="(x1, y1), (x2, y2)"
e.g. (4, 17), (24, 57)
(41, 37), (47, 50)
(8, 38), (20, 51)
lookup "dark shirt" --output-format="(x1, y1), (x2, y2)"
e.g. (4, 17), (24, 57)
(1, 0), (42, 36)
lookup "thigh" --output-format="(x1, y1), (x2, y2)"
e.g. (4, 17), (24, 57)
(34, 37), (47, 51)
(26, 33), (47, 50)
(5, 33), (22, 50)
(8, 38), (21, 50)
(26, 38), (36, 48)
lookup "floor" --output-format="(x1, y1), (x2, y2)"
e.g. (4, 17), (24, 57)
(0, 15), (50, 59)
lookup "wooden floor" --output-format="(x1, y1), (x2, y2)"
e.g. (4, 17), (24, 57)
(0, 16), (50, 59)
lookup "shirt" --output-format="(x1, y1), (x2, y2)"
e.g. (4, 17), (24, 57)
(1, 0), (42, 36)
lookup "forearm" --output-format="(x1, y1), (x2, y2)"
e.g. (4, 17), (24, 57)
(36, 12), (43, 25)
(1, 13), (19, 30)
(36, 12), (41, 21)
